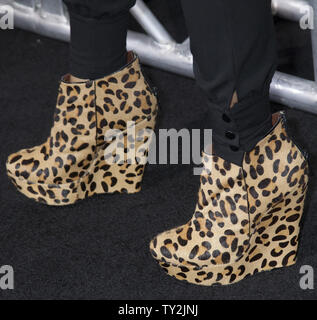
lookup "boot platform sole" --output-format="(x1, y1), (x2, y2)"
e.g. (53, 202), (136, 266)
(152, 189), (307, 286)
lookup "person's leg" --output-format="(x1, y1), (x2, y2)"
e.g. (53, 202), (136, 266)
(63, 0), (136, 80)
(181, 0), (277, 165)
(150, 0), (309, 286)
(6, 0), (159, 205)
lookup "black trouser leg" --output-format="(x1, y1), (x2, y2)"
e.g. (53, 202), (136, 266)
(63, 0), (277, 164)
(181, 0), (277, 165)
(63, 0), (136, 79)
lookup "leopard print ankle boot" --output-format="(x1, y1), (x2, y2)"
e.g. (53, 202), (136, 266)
(6, 52), (158, 206)
(150, 112), (309, 286)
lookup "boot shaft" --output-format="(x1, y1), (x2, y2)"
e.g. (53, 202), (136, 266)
(95, 52), (158, 146)
(243, 112), (309, 231)
(52, 52), (158, 153)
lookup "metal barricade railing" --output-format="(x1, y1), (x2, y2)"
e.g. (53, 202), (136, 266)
(1, 0), (317, 114)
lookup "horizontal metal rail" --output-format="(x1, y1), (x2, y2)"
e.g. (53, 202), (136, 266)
(1, 0), (317, 114)
(272, 0), (310, 21)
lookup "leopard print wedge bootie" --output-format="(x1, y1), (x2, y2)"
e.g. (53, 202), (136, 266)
(6, 52), (158, 206)
(150, 112), (309, 286)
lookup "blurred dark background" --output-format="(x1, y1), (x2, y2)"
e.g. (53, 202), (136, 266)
(0, 0), (316, 300)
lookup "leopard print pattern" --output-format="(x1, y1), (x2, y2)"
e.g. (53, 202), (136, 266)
(95, 55), (157, 146)
(6, 53), (158, 205)
(150, 112), (309, 286)
(150, 155), (250, 268)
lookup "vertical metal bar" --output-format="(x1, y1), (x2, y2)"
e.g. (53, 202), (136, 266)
(127, 31), (193, 77)
(130, 0), (174, 44)
(310, 0), (317, 81)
